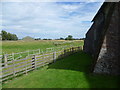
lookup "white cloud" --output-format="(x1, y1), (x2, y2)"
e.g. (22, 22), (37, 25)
(2, 0), (119, 2)
(61, 4), (81, 12)
(2, 2), (103, 39)
(1, 0), (105, 2)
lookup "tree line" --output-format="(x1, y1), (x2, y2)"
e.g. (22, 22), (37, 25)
(35, 35), (85, 40)
(49, 35), (84, 40)
(1, 30), (84, 41)
(1, 30), (18, 41)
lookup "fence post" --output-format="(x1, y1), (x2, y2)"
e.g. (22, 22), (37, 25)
(64, 49), (66, 56)
(72, 47), (74, 53)
(34, 55), (37, 69)
(80, 46), (82, 51)
(78, 46), (80, 51)
(32, 55), (36, 69)
(39, 49), (40, 54)
(69, 47), (71, 53)
(12, 53), (15, 77)
(68, 48), (70, 54)
(25, 56), (28, 75)
(52, 48), (54, 52)
(81, 46), (83, 50)
(4, 54), (8, 67)
(42, 54), (44, 63)
(53, 52), (56, 63)
(71, 47), (73, 53)
(12, 52), (15, 60)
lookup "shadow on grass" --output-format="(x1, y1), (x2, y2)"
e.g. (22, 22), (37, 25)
(48, 51), (120, 88)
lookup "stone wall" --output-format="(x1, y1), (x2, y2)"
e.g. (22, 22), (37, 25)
(93, 3), (120, 75)
(84, 3), (115, 58)
(84, 2), (120, 75)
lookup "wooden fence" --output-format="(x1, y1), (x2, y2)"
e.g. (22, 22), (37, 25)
(1, 46), (82, 82)
(2, 45), (73, 64)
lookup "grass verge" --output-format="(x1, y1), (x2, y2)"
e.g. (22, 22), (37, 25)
(3, 51), (119, 88)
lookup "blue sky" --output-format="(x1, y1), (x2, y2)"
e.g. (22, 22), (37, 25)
(1, 1), (103, 39)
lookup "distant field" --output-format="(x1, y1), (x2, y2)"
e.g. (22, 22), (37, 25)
(2, 40), (84, 54)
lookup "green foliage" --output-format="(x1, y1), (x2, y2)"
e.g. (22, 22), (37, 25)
(60, 37), (64, 40)
(80, 38), (85, 40)
(35, 38), (41, 40)
(1, 30), (7, 40)
(65, 35), (73, 40)
(3, 52), (119, 88)
(1, 30), (18, 41)
(43, 38), (52, 40)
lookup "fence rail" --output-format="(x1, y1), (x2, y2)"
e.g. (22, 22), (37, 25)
(1, 46), (82, 82)
(1, 45), (74, 63)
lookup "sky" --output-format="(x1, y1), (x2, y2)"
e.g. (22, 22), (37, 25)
(1, 0), (103, 39)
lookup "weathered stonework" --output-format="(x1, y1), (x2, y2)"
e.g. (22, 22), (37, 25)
(84, 2), (120, 75)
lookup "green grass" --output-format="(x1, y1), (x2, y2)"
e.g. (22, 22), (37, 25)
(3, 52), (119, 88)
(1, 40), (83, 54)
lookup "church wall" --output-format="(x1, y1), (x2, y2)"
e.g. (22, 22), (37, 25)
(93, 3), (120, 75)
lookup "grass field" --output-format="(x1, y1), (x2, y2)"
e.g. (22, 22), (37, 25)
(2, 40), (119, 88)
(1, 40), (83, 54)
(3, 51), (119, 88)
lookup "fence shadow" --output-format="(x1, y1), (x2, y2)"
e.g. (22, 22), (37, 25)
(49, 51), (91, 72)
(48, 51), (120, 88)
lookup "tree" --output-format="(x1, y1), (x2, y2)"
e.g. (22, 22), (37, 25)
(43, 38), (48, 40)
(60, 37), (64, 40)
(7, 33), (12, 40)
(65, 35), (73, 40)
(1, 30), (18, 41)
(79, 38), (85, 40)
(12, 34), (18, 40)
(35, 38), (41, 40)
(1, 30), (8, 40)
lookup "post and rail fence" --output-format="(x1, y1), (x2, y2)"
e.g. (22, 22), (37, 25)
(0, 45), (83, 82)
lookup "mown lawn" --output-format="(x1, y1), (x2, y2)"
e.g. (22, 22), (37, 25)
(3, 52), (119, 88)
(2, 40), (83, 54)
